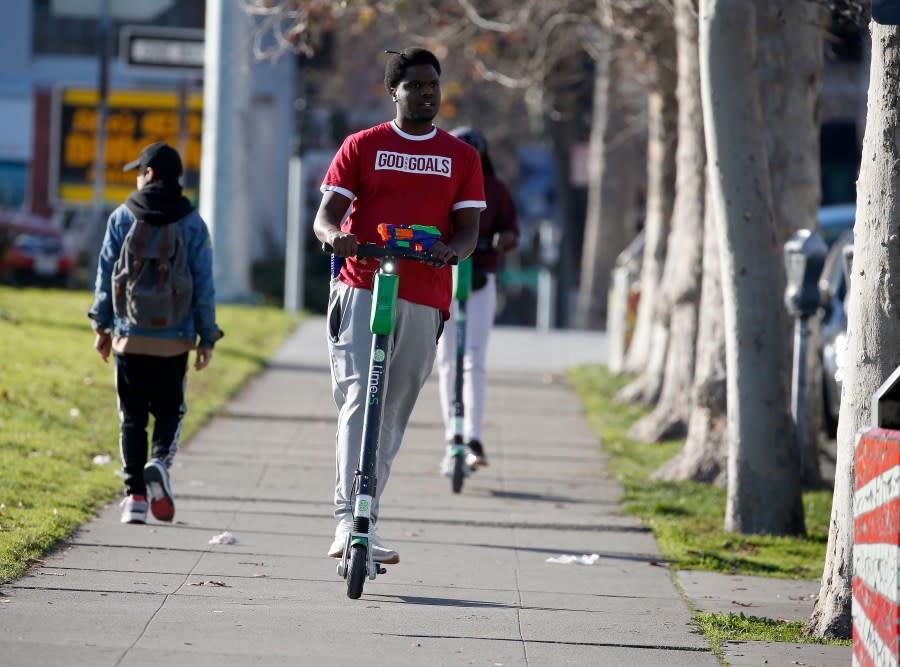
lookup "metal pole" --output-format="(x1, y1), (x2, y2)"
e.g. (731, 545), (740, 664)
(791, 316), (810, 473)
(200, 0), (252, 302)
(537, 268), (555, 332)
(89, 0), (111, 272)
(177, 77), (189, 160)
(284, 155), (305, 311)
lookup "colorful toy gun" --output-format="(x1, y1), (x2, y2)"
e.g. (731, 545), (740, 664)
(377, 224), (442, 253)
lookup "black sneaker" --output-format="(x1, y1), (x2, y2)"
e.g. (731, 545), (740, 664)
(466, 440), (488, 468)
(143, 459), (175, 522)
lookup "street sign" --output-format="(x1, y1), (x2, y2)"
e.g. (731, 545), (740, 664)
(873, 0), (900, 24)
(50, 88), (203, 206)
(120, 25), (204, 74)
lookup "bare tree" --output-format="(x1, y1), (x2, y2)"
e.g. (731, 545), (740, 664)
(618, 3), (678, 400)
(575, 2), (637, 331)
(805, 15), (900, 641)
(757, 1), (829, 486)
(653, 182), (729, 481)
(700, 0), (804, 535)
(628, 0), (704, 442)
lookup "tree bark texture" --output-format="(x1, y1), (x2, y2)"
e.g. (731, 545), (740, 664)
(629, 0), (705, 442)
(622, 24), (678, 376)
(700, 0), (805, 535)
(805, 19), (900, 640)
(757, 1), (828, 486)
(576, 37), (637, 330)
(654, 180), (728, 483)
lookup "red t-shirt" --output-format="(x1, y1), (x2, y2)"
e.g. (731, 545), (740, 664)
(321, 122), (486, 317)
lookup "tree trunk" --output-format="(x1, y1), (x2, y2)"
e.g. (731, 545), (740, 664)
(700, 0), (804, 535)
(576, 39), (636, 330)
(653, 181), (728, 483)
(621, 27), (678, 378)
(757, 1), (828, 486)
(805, 19), (900, 640)
(629, 0), (705, 443)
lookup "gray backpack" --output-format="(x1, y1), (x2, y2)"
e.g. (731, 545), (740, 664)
(112, 220), (193, 329)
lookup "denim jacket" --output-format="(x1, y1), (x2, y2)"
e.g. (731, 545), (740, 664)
(89, 204), (222, 348)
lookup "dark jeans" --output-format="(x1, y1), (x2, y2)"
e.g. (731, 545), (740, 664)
(114, 352), (188, 496)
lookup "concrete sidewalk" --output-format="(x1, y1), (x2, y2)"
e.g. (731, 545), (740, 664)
(1, 318), (850, 666)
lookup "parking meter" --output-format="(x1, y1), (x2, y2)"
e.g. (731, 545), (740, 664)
(784, 229), (828, 479)
(784, 230), (828, 318)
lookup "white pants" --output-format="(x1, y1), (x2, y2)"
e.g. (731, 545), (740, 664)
(327, 281), (442, 523)
(436, 273), (497, 443)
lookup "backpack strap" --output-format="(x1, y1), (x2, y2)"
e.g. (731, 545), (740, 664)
(157, 224), (171, 290)
(130, 221), (149, 279)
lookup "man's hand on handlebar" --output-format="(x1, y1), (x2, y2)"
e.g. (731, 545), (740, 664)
(327, 231), (358, 258)
(426, 241), (458, 266)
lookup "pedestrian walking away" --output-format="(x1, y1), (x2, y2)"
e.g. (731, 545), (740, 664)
(312, 46), (485, 565)
(88, 142), (223, 525)
(438, 126), (520, 474)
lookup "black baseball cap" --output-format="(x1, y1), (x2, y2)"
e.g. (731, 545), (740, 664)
(123, 142), (183, 180)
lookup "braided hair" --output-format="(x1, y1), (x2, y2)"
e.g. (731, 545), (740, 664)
(384, 47), (442, 92)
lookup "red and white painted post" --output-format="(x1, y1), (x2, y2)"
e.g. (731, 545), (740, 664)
(852, 365), (900, 666)
(852, 423), (900, 665)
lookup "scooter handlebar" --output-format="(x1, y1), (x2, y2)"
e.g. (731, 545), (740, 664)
(321, 242), (457, 266)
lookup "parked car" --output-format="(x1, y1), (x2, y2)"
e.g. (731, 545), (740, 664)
(0, 210), (75, 287)
(816, 204), (856, 437)
(818, 202), (857, 247)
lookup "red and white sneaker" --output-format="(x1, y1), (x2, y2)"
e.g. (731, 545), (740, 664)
(120, 495), (148, 524)
(143, 459), (175, 522)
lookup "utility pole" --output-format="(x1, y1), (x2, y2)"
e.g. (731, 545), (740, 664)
(200, 0), (252, 302)
(89, 0), (112, 272)
(284, 68), (307, 313)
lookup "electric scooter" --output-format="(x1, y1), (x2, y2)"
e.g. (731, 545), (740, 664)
(325, 234), (454, 600)
(446, 257), (473, 493)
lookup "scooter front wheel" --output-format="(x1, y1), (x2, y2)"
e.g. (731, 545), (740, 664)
(451, 454), (466, 493)
(346, 544), (367, 599)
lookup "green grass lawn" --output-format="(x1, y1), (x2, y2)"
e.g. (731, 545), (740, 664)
(568, 365), (850, 648)
(694, 612), (847, 653)
(0, 287), (301, 583)
(568, 365), (832, 578)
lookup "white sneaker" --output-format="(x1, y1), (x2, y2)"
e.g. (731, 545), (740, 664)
(327, 520), (399, 564)
(327, 520), (352, 558)
(120, 495), (148, 524)
(369, 527), (400, 564)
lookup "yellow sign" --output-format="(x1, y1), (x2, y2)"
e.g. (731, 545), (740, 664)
(53, 89), (202, 205)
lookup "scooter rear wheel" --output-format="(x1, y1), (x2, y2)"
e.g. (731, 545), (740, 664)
(346, 544), (367, 599)
(451, 455), (465, 493)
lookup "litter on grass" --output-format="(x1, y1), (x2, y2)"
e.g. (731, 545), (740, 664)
(209, 531), (238, 545)
(545, 554), (600, 565)
(92, 454), (111, 465)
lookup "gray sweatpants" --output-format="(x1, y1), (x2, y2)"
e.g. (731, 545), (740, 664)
(327, 281), (442, 523)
